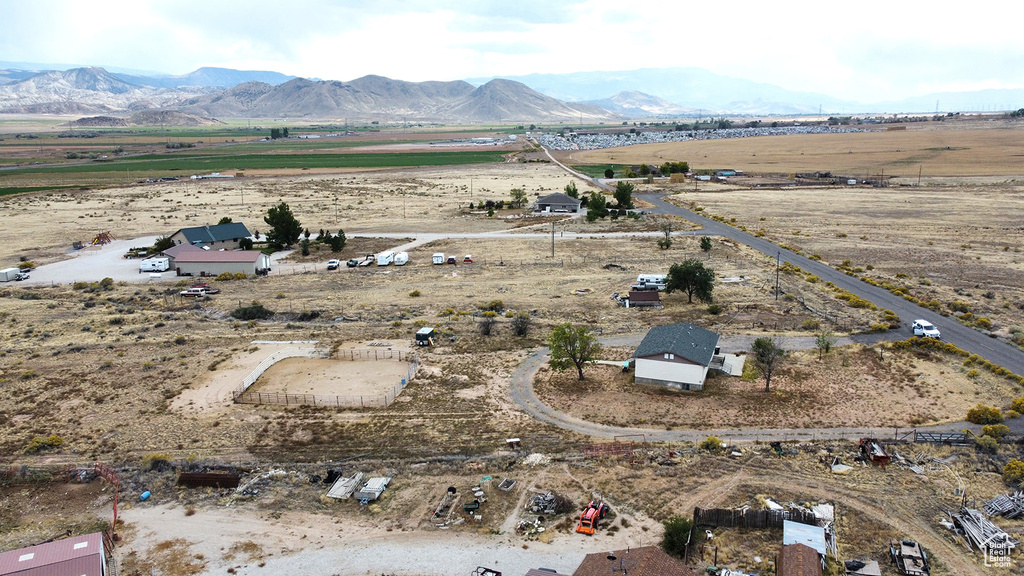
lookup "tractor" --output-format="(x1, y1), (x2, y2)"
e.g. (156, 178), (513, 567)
(575, 500), (610, 535)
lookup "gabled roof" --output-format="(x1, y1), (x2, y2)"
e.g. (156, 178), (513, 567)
(573, 546), (699, 576)
(778, 543), (823, 576)
(171, 250), (264, 264)
(633, 322), (719, 365)
(526, 569), (571, 576)
(174, 222), (251, 244)
(536, 192), (581, 205)
(628, 290), (661, 302)
(0, 532), (104, 576)
(162, 243), (206, 259)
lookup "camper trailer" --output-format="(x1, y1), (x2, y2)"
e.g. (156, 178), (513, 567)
(376, 251), (395, 266)
(632, 274), (668, 291)
(432, 253), (445, 265)
(394, 252), (409, 266)
(140, 257), (170, 272)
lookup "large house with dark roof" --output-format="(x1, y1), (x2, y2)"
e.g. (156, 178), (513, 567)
(534, 192), (582, 214)
(170, 222), (251, 250)
(632, 322), (721, 391)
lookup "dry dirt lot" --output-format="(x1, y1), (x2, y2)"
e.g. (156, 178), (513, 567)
(3, 123), (1024, 575)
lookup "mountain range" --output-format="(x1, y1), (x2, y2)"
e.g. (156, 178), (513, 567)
(0, 63), (1021, 122)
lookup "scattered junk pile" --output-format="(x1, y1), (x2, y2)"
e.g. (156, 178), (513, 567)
(857, 438), (891, 467)
(985, 491), (1024, 519)
(948, 506), (1019, 554)
(517, 490), (573, 538)
(323, 471), (391, 504)
(431, 478), (510, 528)
(889, 538), (930, 576)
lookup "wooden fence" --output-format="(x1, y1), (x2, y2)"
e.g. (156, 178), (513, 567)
(233, 346), (328, 399)
(235, 353), (419, 409)
(693, 506), (818, 529)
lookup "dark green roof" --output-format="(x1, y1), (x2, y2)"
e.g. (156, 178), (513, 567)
(176, 222), (251, 245)
(633, 322), (720, 366)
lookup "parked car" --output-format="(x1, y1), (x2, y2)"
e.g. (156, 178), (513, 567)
(327, 259), (341, 270)
(912, 319), (941, 338)
(446, 256), (457, 265)
(463, 254), (473, 263)
(14, 272), (29, 281)
(346, 259), (359, 268)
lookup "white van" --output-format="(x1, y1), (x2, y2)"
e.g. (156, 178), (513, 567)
(376, 251), (395, 266)
(394, 252), (409, 266)
(632, 273), (667, 291)
(140, 257), (170, 272)
(432, 253), (445, 265)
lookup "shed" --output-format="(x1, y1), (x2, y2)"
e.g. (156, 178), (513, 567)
(168, 247), (271, 277)
(632, 322), (720, 391)
(170, 222), (251, 249)
(0, 532), (107, 576)
(624, 290), (661, 308)
(783, 520), (827, 556)
(354, 476), (391, 502)
(535, 192), (582, 214)
(778, 543), (823, 576)
(573, 546), (700, 576)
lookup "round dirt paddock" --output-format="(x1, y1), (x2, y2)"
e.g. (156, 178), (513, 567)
(242, 353), (416, 408)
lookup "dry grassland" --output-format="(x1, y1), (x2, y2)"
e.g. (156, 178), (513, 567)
(2, 128), (1024, 575)
(567, 121), (1024, 179)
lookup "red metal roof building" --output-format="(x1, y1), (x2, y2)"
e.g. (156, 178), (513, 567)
(0, 532), (107, 576)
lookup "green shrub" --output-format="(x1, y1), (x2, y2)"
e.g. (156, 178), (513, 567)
(409, 290), (421, 297)
(975, 435), (999, 453)
(1012, 396), (1024, 414)
(661, 515), (693, 559)
(231, 301), (274, 321)
(982, 424), (1011, 439)
(707, 304), (722, 315)
(967, 404), (1003, 424)
(701, 436), (723, 452)
(1005, 459), (1024, 485)
(24, 434), (64, 454)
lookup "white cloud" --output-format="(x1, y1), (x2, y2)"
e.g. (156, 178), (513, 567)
(1, 0), (1021, 102)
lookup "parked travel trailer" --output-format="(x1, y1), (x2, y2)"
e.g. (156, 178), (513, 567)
(139, 257), (170, 272)
(631, 274), (668, 291)
(432, 253), (445, 265)
(394, 252), (409, 266)
(376, 251), (395, 266)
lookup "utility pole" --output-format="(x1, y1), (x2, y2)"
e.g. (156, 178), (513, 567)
(918, 165), (922, 186)
(775, 251), (781, 301)
(551, 222), (555, 258)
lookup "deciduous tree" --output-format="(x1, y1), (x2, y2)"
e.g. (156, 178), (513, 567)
(548, 323), (602, 380)
(752, 337), (785, 392)
(815, 330), (837, 359)
(666, 258), (715, 303)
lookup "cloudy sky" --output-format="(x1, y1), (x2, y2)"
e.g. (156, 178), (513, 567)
(1, 0), (1019, 103)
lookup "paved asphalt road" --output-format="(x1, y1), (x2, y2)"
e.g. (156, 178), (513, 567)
(638, 192), (1024, 376)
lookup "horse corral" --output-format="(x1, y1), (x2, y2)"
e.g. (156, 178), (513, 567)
(239, 347), (418, 408)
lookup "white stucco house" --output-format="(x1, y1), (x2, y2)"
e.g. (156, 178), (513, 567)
(633, 322), (721, 391)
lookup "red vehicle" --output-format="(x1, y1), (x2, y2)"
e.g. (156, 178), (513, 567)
(463, 255), (473, 263)
(575, 500), (609, 535)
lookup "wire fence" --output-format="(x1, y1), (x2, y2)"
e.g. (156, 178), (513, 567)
(234, 349), (419, 409)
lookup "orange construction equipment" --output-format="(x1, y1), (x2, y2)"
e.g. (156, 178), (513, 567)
(575, 500), (609, 535)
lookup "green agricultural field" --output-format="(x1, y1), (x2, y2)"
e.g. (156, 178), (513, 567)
(570, 163), (629, 178)
(2, 150), (508, 176)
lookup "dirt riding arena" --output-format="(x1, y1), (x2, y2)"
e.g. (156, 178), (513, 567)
(247, 352), (414, 403)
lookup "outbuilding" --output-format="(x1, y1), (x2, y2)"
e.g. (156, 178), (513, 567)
(0, 532), (108, 576)
(573, 546), (700, 576)
(632, 322), (720, 391)
(535, 192), (582, 214)
(165, 244), (271, 277)
(170, 222), (251, 250)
